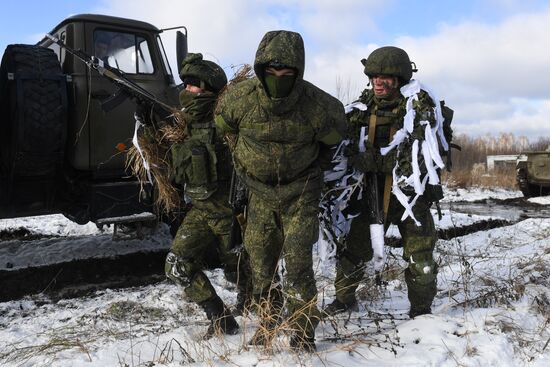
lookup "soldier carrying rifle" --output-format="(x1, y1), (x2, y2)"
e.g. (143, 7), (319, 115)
(161, 54), (252, 338)
(326, 46), (453, 319)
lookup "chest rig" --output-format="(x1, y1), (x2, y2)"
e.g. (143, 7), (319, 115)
(171, 120), (231, 201)
(364, 96), (405, 219)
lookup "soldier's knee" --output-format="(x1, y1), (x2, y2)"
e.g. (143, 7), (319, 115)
(407, 252), (437, 284)
(165, 252), (192, 287)
(403, 236), (436, 258)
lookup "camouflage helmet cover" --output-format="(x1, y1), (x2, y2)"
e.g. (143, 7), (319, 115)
(361, 46), (415, 82)
(179, 53), (227, 93)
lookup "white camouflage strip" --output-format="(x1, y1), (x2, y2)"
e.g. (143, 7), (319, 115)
(379, 80), (449, 224)
(132, 113), (154, 184)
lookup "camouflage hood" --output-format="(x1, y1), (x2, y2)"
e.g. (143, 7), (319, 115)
(254, 30), (305, 82)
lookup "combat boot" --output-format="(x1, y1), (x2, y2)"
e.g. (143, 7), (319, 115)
(323, 298), (358, 316)
(289, 334), (316, 353)
(409, 306), (431, 318)
(405, 265), (436, 319)
(199, 296), (239, 339)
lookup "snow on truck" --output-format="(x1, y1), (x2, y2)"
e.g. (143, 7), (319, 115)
(0, 14), (188, 228)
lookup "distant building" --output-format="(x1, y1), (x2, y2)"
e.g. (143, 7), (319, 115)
(486, 154), (522, 171)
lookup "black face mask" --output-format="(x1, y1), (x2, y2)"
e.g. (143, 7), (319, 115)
(264, 73), (296, 98)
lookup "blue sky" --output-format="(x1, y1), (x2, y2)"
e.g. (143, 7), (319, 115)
(1, 0), (550, 140)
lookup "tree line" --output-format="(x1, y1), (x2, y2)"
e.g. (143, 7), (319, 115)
(450, 133), (550, 171)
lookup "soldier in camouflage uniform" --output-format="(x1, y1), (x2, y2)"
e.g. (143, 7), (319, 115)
(164, 53), (250, 338)
(215, 30), (347, 351)
(325, 46), (443, 318)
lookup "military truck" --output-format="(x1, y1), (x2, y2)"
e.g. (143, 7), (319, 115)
(0, 14), (188, 227)
(516, 151), (550, 197)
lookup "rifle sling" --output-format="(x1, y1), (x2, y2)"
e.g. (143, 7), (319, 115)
(382, 131), (394, 222)
(368, 106), (397, 222)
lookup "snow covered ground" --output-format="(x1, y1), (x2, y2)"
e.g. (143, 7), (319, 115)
(441, 186), (524, 202)
(1, 188), (549, 366)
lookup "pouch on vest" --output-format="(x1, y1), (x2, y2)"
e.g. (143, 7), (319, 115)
(184, 145), (218, 200)
(190, 146), (209, 186)
(424, 183), (444, 203)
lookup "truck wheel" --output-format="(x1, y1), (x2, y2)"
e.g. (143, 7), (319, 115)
(0, 44), (68, 178)
(527, 184), (546, 198)
(516, 169), (531, 197)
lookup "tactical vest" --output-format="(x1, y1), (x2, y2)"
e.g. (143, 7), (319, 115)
(171, 121), (232, 201)
(349, 90), (405, 148)
(350, 89), (446, 204)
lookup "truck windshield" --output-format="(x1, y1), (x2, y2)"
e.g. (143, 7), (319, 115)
(93, 30), (154, 74)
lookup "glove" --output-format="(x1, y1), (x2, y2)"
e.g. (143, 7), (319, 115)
(376, 148), (397, 174)
(348, 141), (377, 173)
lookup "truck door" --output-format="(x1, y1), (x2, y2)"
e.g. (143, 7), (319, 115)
(86, 27), (159, 177)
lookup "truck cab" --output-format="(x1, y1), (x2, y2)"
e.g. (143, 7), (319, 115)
(0, 14), (187, 224)
(516, 151), (550, 197)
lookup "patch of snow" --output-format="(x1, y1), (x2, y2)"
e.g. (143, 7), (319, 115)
(0, 214), (107, 236)
(0, 215), (172, 270)
(442, 186), (523, 202)
(528, 195), (550, 205)
(1, 200), (549, 366)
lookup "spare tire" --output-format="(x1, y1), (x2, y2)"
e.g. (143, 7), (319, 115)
(0, 44), (68, 179)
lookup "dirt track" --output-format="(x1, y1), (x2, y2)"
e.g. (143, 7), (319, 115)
(0, 250), (167, 302)
(2, 197), (545, 302)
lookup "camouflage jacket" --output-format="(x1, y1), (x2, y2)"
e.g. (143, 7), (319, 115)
(215, 31), (346, 207)
(348, 87), (445, 202)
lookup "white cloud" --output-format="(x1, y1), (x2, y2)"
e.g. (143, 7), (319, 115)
(455, 99), (550, 137)
(96, 0), (387, 80)
(392, 9), (550, 138)
(397, 12), (550, 100)
(95, 0), (281, 68)
(96, 0), (550, 139)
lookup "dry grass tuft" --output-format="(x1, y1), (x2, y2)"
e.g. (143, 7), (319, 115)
(442, 166), (518, 190)
(126, 139), (178, 214)
(215, 64), (254, 117)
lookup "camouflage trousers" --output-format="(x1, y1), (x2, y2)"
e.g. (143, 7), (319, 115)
(166, 202), (249, 304)
(334, 193), (437, 312)
(245, 191), (321, 339)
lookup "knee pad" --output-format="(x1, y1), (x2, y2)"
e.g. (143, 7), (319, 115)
(165, 252), (191, 286)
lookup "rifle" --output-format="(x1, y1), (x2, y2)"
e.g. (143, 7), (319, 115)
(228, 168), (248, 250)
(45, 33), (177, 116)
(365, 171), (386, 284)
